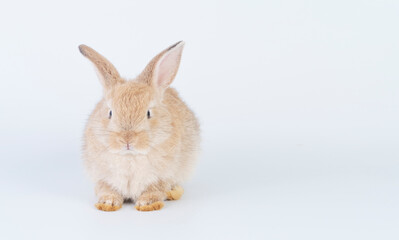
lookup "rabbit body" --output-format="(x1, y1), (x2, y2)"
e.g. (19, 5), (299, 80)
(83, 88), (200, 200)
(79, 42), (200, 211)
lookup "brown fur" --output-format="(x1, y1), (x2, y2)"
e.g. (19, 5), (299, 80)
(135, 201), (164, 211)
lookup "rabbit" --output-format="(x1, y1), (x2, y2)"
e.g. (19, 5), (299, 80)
(79, 41), (200, 212)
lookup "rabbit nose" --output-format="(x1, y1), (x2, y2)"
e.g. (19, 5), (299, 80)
(122, 132), (134, 146)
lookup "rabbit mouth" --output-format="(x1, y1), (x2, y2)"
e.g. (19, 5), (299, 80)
(117, 147), (149, 156)
(120, 149), (136, 155)
(107, 147), (136, 155)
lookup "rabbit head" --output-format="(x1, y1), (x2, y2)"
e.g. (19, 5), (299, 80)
(79, 41), (185, 155)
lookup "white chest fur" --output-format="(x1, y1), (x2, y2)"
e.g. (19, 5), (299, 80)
(86, 152), (160, 200)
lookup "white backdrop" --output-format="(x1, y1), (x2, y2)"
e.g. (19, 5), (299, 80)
(0, 0), (398, 239)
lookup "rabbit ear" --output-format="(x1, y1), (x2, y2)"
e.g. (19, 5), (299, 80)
(79, 44), (124, 89)
(139, 41), (185, 91)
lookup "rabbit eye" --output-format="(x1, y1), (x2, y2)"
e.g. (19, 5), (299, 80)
(147, 110), (151, 119)
(108, 110), (112, 119)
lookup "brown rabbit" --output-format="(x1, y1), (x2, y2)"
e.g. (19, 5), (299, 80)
(79, 41), (200, 211)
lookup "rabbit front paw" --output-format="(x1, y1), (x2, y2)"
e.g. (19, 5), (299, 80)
(135, 193), (164, 211)
(95, 194), (123, 211)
